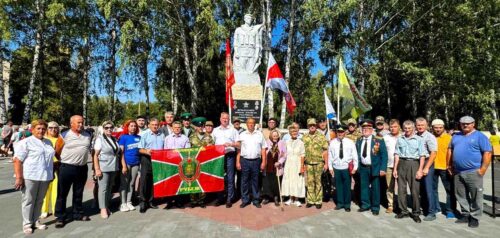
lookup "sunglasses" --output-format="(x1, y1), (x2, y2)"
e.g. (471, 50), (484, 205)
(104, 126), (114, 130)
(48, 127), (58, 129)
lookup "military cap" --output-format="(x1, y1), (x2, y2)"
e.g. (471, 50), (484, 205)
(459, 116), (475, 124)
(360, 119), (374, 128)
(233, 117), (241, 123)
(375, 116), (385, 124)
(336, 124), (348, 132)
(307, 118), (317, 126)
(192, 117), (207, 127)
(180, 112), (192, 120)
(347, 118), (357, 125)
(205, 121), (214, 126)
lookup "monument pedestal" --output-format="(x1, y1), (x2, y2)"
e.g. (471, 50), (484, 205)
(231, 72), (263, 123)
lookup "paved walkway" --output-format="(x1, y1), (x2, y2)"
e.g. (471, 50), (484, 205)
(0, 157), (499, 238)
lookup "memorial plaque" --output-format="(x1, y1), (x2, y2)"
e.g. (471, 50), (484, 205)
(232, 100), (261, 123)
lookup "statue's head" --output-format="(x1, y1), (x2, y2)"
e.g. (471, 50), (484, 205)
(244, 14), (253, 25)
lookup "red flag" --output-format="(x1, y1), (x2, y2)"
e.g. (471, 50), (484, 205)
(225, 39), (235, 108)
(266, 53), (296, 115)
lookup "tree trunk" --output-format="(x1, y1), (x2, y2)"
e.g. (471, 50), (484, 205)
(142, 58), (150, 117)
(108, 27), (117, 121)
(279, 0), (295, 128)
(491, 89), (499, 132)
(265, 0), (273, 119)
(0, 58), (6, 122)
(175, 4), (198, 113)
(22, 0), (43, 124)
(171, 48), (179, 115)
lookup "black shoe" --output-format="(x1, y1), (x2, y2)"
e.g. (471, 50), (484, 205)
(334, 206), (343, 210)
(345, 208), (351, 212)
(226, 201), (232, 208)
(240, 202), (250, 208)
(274, 199), (280, 207)
(395, 213), (409, 219)
(200, 203), (206, 208)
(411, 214), (422, 223)
(149, 203), (159, 209)
(174, 201), (184, 208)
(262, 199), (269, 205)
(73, 215), (90, 221)
(468, 217), (479, 228)
(140, 202), (147, 213)
(253, 203), (262, 208)
(372, 211), (379, 216)
(455, 215), (469, 224)
(306, 203), (313, 208)
(315, 204), (322, 209)
(55, 220), (65, 228)
(190, 203), (196, 208)
(358, 207), (370, 212)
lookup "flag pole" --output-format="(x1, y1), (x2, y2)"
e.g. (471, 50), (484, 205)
(229, 93), (232, 123)
(260, 55), (270, 129)
(337, 60), (341, 126)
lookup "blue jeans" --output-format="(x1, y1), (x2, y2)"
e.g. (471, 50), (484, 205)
(241, 158), (261, 204)
(433, 169), (456, 214)
(218, 152), (236, 203)
(422, 164), (437, 215)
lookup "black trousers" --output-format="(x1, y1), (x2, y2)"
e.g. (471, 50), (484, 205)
(55, 163), (88, 221)
(139, 154), (154, 204)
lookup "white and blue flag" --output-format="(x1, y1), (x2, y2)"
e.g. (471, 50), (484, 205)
(324, 89), (336, 120)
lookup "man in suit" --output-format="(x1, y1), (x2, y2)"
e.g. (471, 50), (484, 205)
(356, 119), (388, 216)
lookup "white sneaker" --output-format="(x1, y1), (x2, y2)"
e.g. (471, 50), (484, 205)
(40, 213), (48, 219)
(284, 200), (292, 206)
(120, 203), (130, 212)
(126, 202), (136, 211)
(294, 201), (302, 207)
(34, 221), (47, 230)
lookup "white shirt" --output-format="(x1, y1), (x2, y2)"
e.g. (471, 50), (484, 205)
(360, 136), (372, 165)
(328, 138), (358, 170)
(238, 130), (267, 159)
(212, 125), (240, 153)
(14, 136), (55, 181)
(383, 134), (399, 168)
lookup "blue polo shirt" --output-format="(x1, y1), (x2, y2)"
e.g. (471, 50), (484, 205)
(118, 134), (141, 166)
(450, 130), (492, 173)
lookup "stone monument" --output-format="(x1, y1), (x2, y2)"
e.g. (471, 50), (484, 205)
(231, 14), (264, 123)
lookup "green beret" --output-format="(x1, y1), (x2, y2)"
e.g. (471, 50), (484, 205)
(192, 117), (206, 127)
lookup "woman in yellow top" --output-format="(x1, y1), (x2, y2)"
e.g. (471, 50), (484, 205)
(40, 121), (62, 218)
(490, 130), (500, 146)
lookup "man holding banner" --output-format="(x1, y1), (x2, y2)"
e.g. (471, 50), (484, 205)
(138, 118), (165, 213)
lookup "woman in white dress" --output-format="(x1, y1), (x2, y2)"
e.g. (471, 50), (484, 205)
(281, 126), (305, 207)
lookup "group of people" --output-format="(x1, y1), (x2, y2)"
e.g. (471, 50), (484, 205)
(9, 111), (494, 234)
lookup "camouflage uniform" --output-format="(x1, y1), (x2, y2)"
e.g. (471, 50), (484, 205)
(189, 132), (214, 205)
(345, 130), (362, 142)
(302, 131), (329, 205)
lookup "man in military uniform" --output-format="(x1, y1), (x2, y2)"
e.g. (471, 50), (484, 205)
(356, 119), (388, 216)
(375, 116), (389, 137)
(181, 112), (194, 137)
(302, 118), (329, 209)
(189, 117), (215, 208)
(345, 118), (361, 142)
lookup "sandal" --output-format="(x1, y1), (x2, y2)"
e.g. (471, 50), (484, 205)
(23, 225), (33, 235)
(34, 221), (47, 230)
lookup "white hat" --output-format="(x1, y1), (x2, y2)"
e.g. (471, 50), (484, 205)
(431, 119), (445, 126)
(459, 116), (475, 124)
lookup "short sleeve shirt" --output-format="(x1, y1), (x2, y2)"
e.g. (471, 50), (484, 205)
(119, 134), (141, 166)
(212, 125), (239, 153)
(138, 129), (165, 150)
(94, 136), (120, 172)
(417, 130), (437, 157)
(238, 130), (267, 159)
(302, 131), (329, 163)
(14, 136), (55, 181)
(60, 130), (92, 166)
(450, 130), (492, 173)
